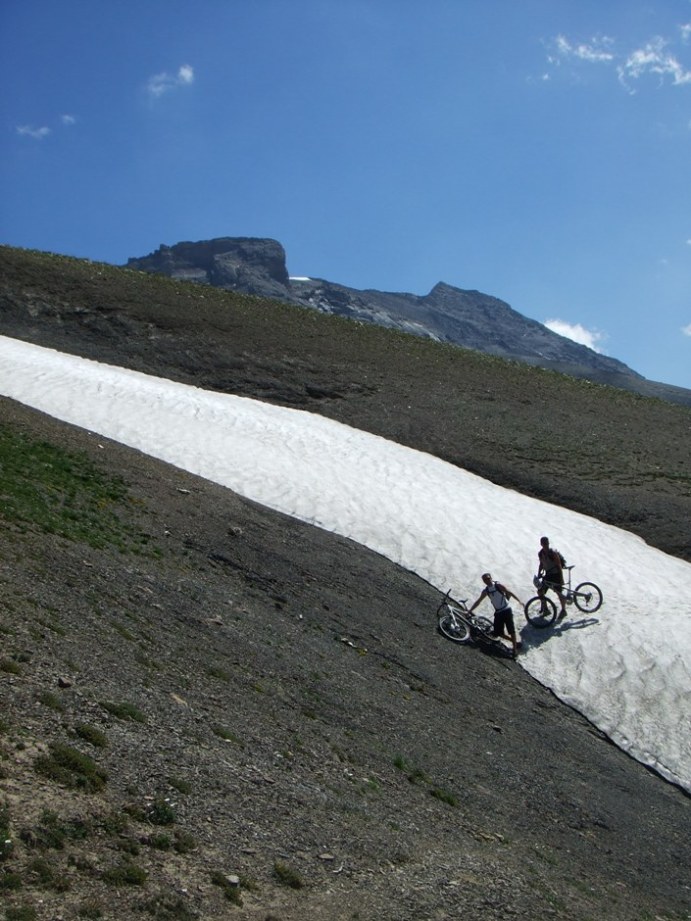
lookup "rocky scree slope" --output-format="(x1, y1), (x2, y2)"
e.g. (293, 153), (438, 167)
(0, 398), (690, 921)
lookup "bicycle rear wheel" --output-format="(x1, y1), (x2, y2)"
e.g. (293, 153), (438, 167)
(438, 612), (472, 643)
(574, 582), (603, 613)
(525, 596), (557, 628)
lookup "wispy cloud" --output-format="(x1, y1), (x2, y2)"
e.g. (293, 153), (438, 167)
(16, 114), (77, 140)
(682, 323), (691, 337)
(547, 25), (691, 92)
(545, 318), (606, 353)
(619, 36), (691, 88)
(553, 34), (615, 64)
(146, 64), (195, 99)
(16, 125), (51, 140)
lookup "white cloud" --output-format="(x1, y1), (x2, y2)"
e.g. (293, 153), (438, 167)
(61, 114), (76, 126)
(16, 125), (51, 140)
(619, 36), (691, 87)
(544, 318), (606, 353)
(555, 33), (615, 63)
(682, 323), (691, 337)
(548, 27), (691, 91)
(146, 64), (195, 98)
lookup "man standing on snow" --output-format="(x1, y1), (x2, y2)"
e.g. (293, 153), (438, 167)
(468, 572), (523, 658)
(537, 536), (567, 620)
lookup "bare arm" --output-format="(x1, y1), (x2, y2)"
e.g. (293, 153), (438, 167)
(468, 590), (486, 613)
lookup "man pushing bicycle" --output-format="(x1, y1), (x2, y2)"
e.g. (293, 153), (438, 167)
(468, 572), (524, 658)
(536, 536), (567, 620)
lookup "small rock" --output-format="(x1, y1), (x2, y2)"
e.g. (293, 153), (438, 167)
(57, 677), (73, 689)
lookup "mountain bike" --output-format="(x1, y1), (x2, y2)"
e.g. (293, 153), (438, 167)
(524, 566), (603, 628)
(437, 590), (500, 646)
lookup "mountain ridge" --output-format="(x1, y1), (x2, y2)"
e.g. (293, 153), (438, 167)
(125, 236), (691, 407)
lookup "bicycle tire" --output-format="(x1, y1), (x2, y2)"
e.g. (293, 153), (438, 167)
(438, 612), (472, 644)
(574, 582), (603, 613)
(524, 595), (557, 628)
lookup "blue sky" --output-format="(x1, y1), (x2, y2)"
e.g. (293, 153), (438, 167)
(2, 0), (691, 389)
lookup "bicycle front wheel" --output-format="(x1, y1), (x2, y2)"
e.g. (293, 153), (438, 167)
(525, 596), (557, 628)
(574, 582), (603, 613)
(438, 613), (472, 644)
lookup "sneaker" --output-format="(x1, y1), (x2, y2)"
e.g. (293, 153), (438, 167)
(557, 609), (567, 621)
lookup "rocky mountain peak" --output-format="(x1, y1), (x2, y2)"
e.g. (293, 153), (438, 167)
(125, 235), (690, 406)
(127, 237), (291, 299)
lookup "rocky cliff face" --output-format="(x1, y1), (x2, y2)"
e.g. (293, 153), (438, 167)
(127, 237), (291, 300)
(126, 237), (690, 405)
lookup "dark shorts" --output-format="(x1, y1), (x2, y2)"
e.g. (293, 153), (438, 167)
(493, 607), (514, 636)
(542, 571), (564, 591)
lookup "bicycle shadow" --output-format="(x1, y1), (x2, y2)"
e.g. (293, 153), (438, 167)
(519, 615), (600, 650)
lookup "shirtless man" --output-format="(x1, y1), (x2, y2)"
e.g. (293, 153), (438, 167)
(537, 536), (567, 619)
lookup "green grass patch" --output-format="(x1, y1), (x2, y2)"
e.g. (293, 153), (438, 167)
(20, 809), (89, 850)
(0, 425), (156, 553)
(37, 690), (65, 712)
(102, 859), (147, 885)
(6, 906), (38, 921)
(1, 659), (22, 675)
(34, 743), (107, 792)
(206, 666), (231, 682)
(429, 787), (458, 807)
(167, 775), (192, 795)
(27, 855), (70, 891)
(74, 723), (108, 748)
(273, 860), (304, 889)
(211, 725), (242, 746)
(0, 869), (23, 890)
(210, 870), (244, 905)
(146, 797), (176, 826)
(101, 700), (146, 723)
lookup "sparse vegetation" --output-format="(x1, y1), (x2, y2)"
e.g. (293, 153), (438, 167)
(0, 425), (155, 553)
(74, 723), (108, 748)
(37, 690), (65, 711)
(146, 797), (176, 826)
(273, 860), (304, 889)
(102, 859), (147, 885)
(20, 809), (88, 850)
(100, 700), (146, 723)
(34, 743), (108, 792)
(210, 869), (243, 905)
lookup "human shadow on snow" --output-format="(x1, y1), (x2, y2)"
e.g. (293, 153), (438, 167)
(519, 615), (600, 651)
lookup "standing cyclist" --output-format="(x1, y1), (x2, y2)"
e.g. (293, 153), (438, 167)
(537, 536), (567, 620)
(468, 572), (523, 658)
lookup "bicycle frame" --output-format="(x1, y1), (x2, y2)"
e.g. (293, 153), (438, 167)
(542, 567), (585, 606)
(437, 590), (495, 644)
(528, 566), (602, 627)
